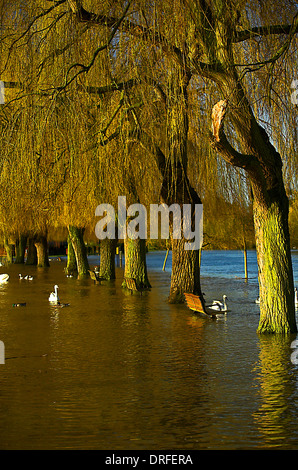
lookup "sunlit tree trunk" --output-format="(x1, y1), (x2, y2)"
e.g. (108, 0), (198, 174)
(122, 237), (151, 289)
(34, 235), (50, 267)
(68, 226), (89, 278)
(99, 238), (117, 280)
(254, 188), (295, 333)
(66, 234), (77, 275)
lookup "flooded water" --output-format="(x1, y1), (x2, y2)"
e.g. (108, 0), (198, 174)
(0, 250), (298, 450)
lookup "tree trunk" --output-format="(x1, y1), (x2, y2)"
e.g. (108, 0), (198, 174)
(3, 238), (13, 264)
(68, 226), (89, 278)
(66, 234), (77, 275)
(122, 237), (151, 289)
(160, 165), (203, 304)
(254, 195), (296, 334)
(26, 238), (37, 265)
(15, 235), (27, 264)
(169, 237), (201, 303)
(34, 235), (50, 267)
(99, 238), (117, 280)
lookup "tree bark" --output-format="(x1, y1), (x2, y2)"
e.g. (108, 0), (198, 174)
(68, 226), (89, 278)
(66, 234), (77, 275)
(4, 238), (13, 264)
(122, 237), (151, 289)
(254, 193), (296, 334)
(99, 238), (117, 280)
(14, 235), (27, 264)
(34, 235), (50, 267)
(26, 238), (37, 265)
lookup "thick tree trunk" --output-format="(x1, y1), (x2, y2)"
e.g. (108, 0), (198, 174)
(160, 165), (203, 304)
(254, 195), (296, 334)
(34, 235), (50, 267)
(169, 237), (202, 303)
(15, 235), (27, 264)
(122, 237), (151, 289)
(66, 234), (77, 275)
(68, 226), (89, 278)
(99, 238), (117, 280)
(26, 238), (37, 265)
(4, 238), (13, 264)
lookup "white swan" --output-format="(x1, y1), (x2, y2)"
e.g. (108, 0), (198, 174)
(0, 273), (9, 283)
(206, 295), (228, 312)
(49, 285), (59, 303)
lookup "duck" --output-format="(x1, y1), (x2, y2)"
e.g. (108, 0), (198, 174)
(24, 275), (33, 280)
(19, 274), (24, 280)
(255, 297), (260, 304)
(295, 288), (298, 307)
(49, 285), (59, 303)
(206, 295), (228, 313)
(0, 273), (9, 283)
(55, 301), (70, 308)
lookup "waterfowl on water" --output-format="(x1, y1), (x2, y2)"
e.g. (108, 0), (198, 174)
(295, 288), (298, 307)
(0, 273), (9, 283)
(206, 295), (228, 313)
(49, 285), (59, 303)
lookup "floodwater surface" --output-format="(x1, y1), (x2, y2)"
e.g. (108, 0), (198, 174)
(0, 250), (298, 450)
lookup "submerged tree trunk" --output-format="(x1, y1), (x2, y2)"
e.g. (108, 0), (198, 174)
(122, 237), (151, 289)
(14, 235), (27, 264)
(26, 238), (37, 265)
(68, 226), (89, 278)
(34, 235), (50, 267)
(99, 238), (117, 280)
(170, 237), (202, 303)
(66, 234), (77, 275)
(160, 161), (203, 303)
(4, 238), (13, 264)
(254, 193), (295, 334)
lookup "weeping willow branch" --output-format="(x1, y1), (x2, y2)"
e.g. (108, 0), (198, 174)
(57, 2), (131, 91)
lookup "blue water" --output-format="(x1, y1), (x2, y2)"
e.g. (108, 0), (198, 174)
(147, 249), (298, 285)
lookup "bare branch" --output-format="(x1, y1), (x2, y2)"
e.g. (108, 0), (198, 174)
(234, 12), (298, 43)
(210, 100), (258, 171)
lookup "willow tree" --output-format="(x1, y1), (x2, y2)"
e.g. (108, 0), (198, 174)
(194, 0), (297, 333)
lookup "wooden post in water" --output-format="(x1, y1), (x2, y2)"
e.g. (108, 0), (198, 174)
(162, 249), (169, 271)
(243, 236), (248, 281)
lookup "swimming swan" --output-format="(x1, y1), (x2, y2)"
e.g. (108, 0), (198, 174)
(49, 285), (59, 303)
(0, 274), (9, 283)
(206, 295), (228, 312)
